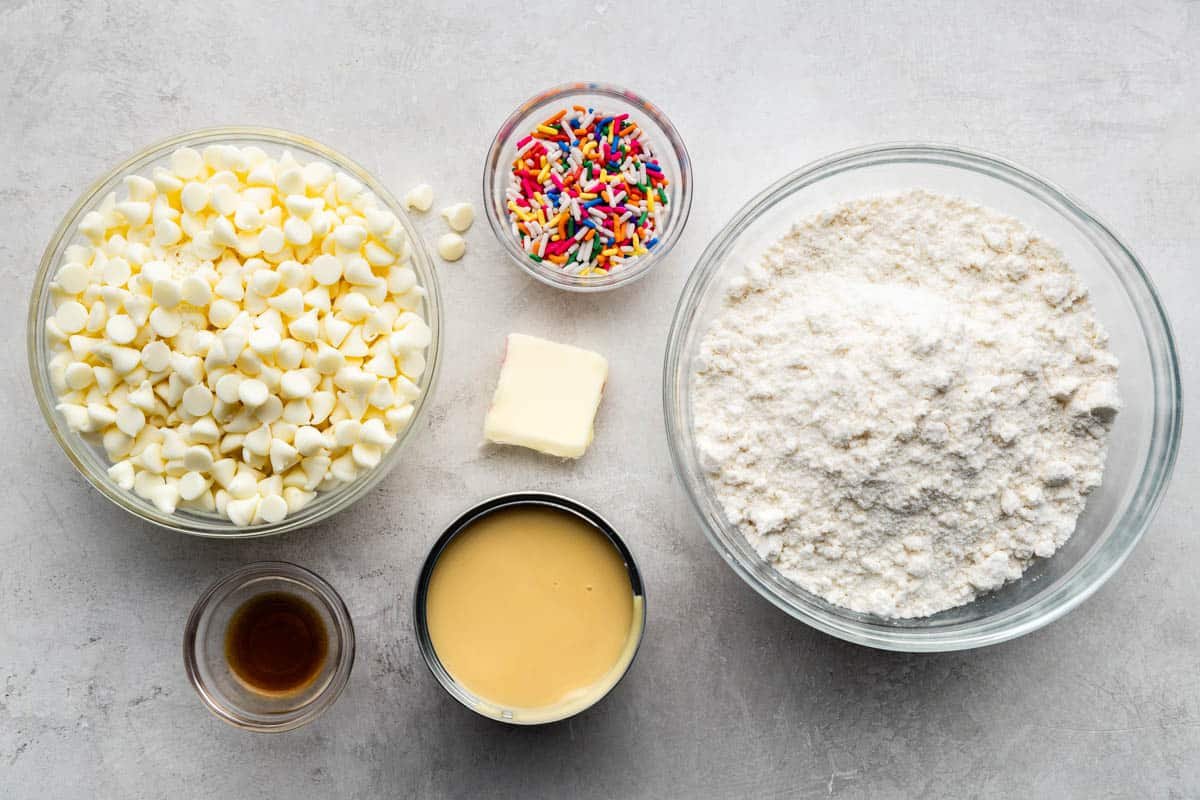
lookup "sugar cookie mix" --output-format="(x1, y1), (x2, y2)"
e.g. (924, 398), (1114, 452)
(691, 191), (1120, 618)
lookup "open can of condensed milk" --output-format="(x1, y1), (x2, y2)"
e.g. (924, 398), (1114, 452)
(414, 492), (647, 725)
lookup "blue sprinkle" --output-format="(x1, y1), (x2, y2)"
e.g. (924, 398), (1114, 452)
(645, 163), (662, 173)
(647, 238), (659, 248)
(583, 198), (604, 209)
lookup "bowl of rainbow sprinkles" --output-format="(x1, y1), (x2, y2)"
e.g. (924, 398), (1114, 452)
(483, 82), (693, 292)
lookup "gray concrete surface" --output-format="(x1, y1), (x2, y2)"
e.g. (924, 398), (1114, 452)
(1, 1), (1197, 797)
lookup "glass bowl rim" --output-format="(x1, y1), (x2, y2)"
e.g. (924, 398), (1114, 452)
(663, 141), (1183, 652)
(481, 81), (694, 293)
(412, 491), (648, 725)
(181, 560), (356, 733)
(27, 125), (443, 538)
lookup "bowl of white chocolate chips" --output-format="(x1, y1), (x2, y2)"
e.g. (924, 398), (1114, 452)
(28, 127), (441, 536)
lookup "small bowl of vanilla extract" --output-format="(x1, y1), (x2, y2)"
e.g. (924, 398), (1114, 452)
(183, 562), (355, 732)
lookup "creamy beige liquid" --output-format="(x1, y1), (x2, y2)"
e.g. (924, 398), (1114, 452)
(425, 505), (639, 713)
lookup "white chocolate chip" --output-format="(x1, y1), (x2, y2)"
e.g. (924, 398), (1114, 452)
(404, 183), (433, 212)
(283, 217), (312, 246)
(181, 384), (215, 416)
(181, 275), (213, 307)
(238, 378), (269, 408)
(225, 496), (260, 527)
(310, 254), (343, 286)
(441, 202), (475, 232)
(141, 341), (171, 373)
(259, 493), (288, 523)
(55, 263), (91, 295)
(181, 182), (210, 213)
(105, 315), (137, 345)
(436, 233), (465, 262)
(152, 279), (182, 309)
(170, 147), (204, 179)
(55, 301), (89, 334)
(333, 224), (367, 250)
(335, 173), (363, 202)
(115, 405), (146, 436)
(64, 362), (94, 390)
(280, 370), (314, 399)
(179, 471), (212, 501)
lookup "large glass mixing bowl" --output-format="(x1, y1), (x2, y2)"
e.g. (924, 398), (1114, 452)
(664, 143), (1181, 651)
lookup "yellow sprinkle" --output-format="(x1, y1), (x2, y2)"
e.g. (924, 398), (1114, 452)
(537, 125), (558, 135)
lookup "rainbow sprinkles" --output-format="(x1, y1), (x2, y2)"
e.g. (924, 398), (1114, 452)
(505, 106), (671, 275)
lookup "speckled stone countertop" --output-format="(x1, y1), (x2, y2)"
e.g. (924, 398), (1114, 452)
(2, 1), (1197, 797)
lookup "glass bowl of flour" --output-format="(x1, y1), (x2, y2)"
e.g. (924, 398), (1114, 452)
(664, 143), (1181, 652)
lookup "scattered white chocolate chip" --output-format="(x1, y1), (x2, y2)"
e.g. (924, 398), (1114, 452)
(404, 183), (434, 212)
(436, 233), (466, 262)
(441, 202), (475, 233)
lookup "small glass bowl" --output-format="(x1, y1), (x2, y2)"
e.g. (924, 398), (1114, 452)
(183, 561), (355, 732)
(413, 492), (647, 725)
(483, 82), (693, 292)
(27, 127), (443, 537)
(664, 143), (1182, 652)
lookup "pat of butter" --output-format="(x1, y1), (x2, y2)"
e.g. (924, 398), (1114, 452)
(484, 334), (608, 458)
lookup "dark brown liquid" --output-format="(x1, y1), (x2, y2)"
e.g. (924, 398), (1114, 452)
(225, 592), (328, 695)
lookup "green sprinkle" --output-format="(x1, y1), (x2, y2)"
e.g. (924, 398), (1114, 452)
(638, 211), (648, 226)
(529, 254), (543, 262)
(657, 187), (668, 205)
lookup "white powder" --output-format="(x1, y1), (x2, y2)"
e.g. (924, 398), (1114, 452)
(691, 191), (1120, 618)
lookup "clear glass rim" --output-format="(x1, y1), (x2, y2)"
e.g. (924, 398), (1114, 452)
(412, 491), (647, 725)
(481, 81), (694, 293)
(26, 126), (443, 538)
(181, 561), (356, 733)
(663, 141), (1183, 652)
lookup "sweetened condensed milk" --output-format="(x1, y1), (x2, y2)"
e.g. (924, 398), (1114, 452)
(425, 504), (642, 717)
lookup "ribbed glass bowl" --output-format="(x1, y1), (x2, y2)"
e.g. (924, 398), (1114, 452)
(27, 127), (442, 538)
(483, 82), (693, 292)
(664, 143), (1182, 652)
